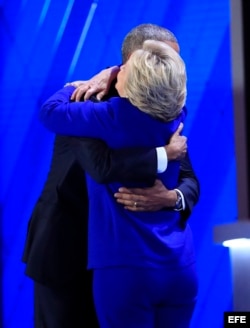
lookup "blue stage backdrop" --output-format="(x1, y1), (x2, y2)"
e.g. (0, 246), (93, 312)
(0, 0), (235, 327)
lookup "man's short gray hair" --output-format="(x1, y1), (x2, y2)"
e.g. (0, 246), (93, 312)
(121, 23), (179, 63)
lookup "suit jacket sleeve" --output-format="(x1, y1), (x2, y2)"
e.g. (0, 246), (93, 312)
(70, 136), (200, 221)
(40, 86), (159, 184)
(177, 151), (200, 223)
(69, 137), (157, 186)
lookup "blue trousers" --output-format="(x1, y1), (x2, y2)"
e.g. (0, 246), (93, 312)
(93, 264), (198, 328)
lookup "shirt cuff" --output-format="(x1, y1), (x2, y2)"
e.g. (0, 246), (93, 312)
(156, 147), (168, 173)
(174, 189), (186, 211)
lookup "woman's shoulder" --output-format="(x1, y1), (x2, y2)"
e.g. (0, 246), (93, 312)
(108, 96), (131, 105)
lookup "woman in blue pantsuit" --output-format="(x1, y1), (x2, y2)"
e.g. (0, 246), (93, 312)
(40, 40), (198, 328)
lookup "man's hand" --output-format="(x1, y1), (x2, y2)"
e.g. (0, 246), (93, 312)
(69, 66), (120, 102)
(114, 179), (177, 212)
(165, 123), (187, 160)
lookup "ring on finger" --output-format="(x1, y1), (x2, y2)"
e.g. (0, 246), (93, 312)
(133, 201), (137, 207)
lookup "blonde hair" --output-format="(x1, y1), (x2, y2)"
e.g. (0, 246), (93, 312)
(124, 40), (187, 122)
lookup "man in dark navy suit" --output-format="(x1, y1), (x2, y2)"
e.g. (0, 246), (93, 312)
(22, 24), (200, 328)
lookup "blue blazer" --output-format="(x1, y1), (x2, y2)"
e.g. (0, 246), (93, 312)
(40, 86), (195, 270)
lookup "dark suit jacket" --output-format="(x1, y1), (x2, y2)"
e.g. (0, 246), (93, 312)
(22, 135), (159, 286)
